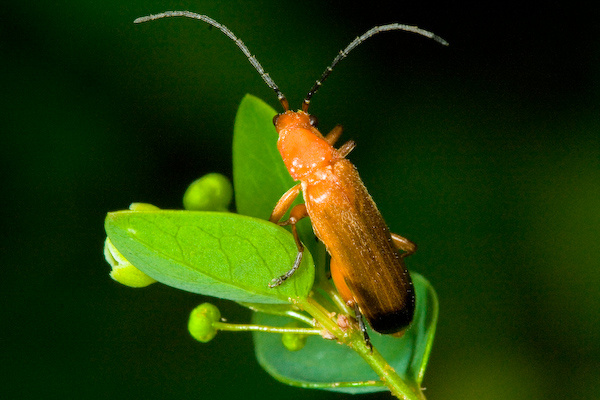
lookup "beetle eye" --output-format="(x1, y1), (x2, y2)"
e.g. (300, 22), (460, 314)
(309, 115), (319, 127)
(272, 114), (281, 126)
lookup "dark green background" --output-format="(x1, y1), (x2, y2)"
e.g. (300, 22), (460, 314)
(2, 1), (599, 399)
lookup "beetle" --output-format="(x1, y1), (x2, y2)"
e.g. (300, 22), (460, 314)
(135, 11), (447, 337)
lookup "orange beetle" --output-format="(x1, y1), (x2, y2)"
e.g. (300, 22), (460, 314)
(269, 110), (419, 334)
(135, 11), (447, 336)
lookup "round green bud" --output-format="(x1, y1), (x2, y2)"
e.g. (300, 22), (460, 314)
(281, 323), (308, 351)
(188, 303), (221, 343)
(104, 238), (157, 288)
(183, 173), (233, 211)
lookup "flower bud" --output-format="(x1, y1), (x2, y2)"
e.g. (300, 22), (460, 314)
(188, 303), (221, 343)
(281, 322), (308, 351)
(104, 238), (157, 288)
(183, 173), (233, 211)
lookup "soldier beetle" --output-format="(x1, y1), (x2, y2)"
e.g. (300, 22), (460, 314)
(135, 11), (447, 338)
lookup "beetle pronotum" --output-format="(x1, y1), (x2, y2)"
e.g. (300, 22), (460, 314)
(135, 11), (447, 340)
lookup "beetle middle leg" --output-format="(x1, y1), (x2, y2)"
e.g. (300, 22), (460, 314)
(269, 184), (309, 287)
(391, 233), (417, 258)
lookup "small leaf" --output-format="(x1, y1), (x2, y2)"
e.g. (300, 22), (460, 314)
(105, 210), (314, 303)
(252, 273), (438, 393)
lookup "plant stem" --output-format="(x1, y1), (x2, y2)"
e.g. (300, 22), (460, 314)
(350, 335), (426, 400)
(283, 310), (315, 326)
(299, 296), (426, 400)
(299, 296), (344, 337)
(213, 321), (321, 335)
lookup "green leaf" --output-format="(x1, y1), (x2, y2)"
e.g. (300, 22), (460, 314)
(252, 273), (438, 393)
(105, 210), (314, 303)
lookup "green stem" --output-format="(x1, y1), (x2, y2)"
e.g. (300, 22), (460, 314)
(298, 296), (344, 337)
(298, 296), (425, 400)
(213, 321), (320, 335)
(283, 310), (315, 327)
(351, 335), (426, 400)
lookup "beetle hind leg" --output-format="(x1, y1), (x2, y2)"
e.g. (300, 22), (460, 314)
(354, 304), (373, 351)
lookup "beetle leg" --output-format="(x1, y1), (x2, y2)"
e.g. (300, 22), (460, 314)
(269, 204), (308, 287)
(324, 125), (356, 157)
(269, 184), (301, 223)
(324, 124), (343, 145)
(337, 140), (356, 158)
(331, 258), (372, 349)
(354, 304), (373, 351)
(391, 233), (417, 258)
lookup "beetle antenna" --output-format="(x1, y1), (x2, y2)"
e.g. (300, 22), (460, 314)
(302, 24), (448, 112)
(135, 11), (290, 111)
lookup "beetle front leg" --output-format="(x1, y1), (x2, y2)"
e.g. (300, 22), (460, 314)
(269, 203), (309, 287)
(391, 233), (417, 258)
(269, 183), (302, 223)
(324, 124), (343, 145)
(324, 125), (356, 158)
(269, 184), (307, 287)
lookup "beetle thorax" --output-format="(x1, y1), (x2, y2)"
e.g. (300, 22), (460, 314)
(275, 111), (336, 181)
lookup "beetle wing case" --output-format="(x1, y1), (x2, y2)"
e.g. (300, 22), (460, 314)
(303, 158), (415, 334)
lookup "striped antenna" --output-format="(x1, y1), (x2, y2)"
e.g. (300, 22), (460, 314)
(134, 11), (290, 111)
(302, 24), (448, 112)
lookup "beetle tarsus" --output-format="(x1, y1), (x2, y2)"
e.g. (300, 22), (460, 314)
(269, 251), (304, 288)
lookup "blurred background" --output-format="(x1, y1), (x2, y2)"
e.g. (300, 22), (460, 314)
(2, 1), (599, 399)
